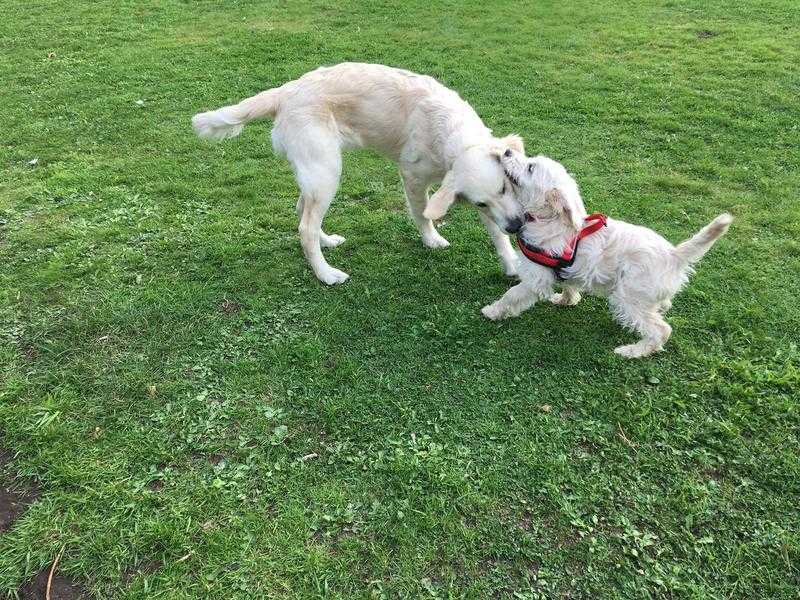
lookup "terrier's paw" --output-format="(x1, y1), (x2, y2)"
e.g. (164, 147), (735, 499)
(502, 257), (519, 277)
(317, 267), (350, 285)
(481, 303), (505, 321)
(614, 343), (659, 359)
(422, 232), (451, 249)
(551, 291), (581, 306)
(320, 233), (346, 248)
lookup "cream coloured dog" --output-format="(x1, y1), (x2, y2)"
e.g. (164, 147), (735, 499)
(482, 150), (733, 358)
(192, 62), (525, 285)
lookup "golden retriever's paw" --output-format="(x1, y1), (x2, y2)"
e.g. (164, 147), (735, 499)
(481, 303), (505, 320)
(317, 267), (350, 285)
(320, 233), (346, 248)
(422, 232), (451, 249)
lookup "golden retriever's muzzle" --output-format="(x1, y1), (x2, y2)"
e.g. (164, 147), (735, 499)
(505, 217), (523, 234)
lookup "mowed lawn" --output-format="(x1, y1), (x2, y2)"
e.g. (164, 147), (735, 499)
(1, 0), (799, 598)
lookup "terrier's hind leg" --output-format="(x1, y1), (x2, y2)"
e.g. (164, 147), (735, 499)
(610, 296), (672, 358)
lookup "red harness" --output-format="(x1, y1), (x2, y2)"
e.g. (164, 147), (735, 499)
(517, 213), (608, 280)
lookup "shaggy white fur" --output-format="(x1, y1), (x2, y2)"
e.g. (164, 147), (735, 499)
(482, 151), (733, 358)
(193, 63), (525, 285)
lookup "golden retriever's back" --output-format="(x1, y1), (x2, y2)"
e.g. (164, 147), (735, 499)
(277, 63), (462, 155)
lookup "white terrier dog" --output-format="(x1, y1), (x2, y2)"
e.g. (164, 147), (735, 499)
(482, 150), (733, 358)
(193, 63), (525, 285)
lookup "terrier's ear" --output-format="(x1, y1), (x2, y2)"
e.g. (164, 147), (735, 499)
(545, 187), (584, 231)
(423, 171), (458, 220)
(500, 134), (525, 154)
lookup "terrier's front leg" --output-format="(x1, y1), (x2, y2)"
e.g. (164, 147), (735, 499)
(481, 282), (543, 321)
(551, 284), (582, 306)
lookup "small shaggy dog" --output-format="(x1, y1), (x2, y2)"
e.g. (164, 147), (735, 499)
(482, 150), (733, 358)
(192, 63), (525, 285)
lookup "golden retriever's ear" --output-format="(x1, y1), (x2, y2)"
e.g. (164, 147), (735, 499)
(423, 172), (458, 220)
(500, 134), (525, 154)
(545, 187), (584, 231)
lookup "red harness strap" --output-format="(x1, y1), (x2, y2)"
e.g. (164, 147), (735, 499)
(517, 213), (607, 280)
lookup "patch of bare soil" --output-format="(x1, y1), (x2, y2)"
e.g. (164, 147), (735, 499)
(219, 299), (241, 315)
(122, 559), (162, 584)
(0, 447), (41, 533)
(17, 568), (88, 600)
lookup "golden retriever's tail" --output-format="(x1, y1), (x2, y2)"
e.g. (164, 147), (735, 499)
(192, 87), (283, 141)
(673, 213), (733, 265)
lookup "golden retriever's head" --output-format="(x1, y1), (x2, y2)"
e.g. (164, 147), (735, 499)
(423, 135), (526, 233)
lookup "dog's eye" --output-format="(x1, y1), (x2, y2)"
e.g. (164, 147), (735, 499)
(476, 202), (488, 208)
(500, 182), (506, 195)
(527, 163), (535, 173)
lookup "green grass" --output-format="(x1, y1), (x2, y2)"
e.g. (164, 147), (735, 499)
(1, 0), (799, 598)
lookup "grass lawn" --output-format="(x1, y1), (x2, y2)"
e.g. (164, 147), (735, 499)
(1, 0), (799, 597)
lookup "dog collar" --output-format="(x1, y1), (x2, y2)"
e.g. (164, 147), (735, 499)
(517, 213), (607, 280)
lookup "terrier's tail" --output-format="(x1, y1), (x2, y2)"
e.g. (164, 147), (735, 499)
(673, 213), (733, 265)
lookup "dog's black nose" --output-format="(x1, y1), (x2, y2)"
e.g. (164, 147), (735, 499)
(503, 149), (513, 158)
(505, 217), (522, 234)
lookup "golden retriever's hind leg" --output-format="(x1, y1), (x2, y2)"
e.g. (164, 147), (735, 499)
(290, 136), (348, 285)
(299, 194), (349, 285)
(319, 232), (346, 248)
(296, 195), (345, 248)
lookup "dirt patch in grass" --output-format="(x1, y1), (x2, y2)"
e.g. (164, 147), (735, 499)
(310, 525), (356, 546)
(704, 466), (725, 482)
(17, 568), (89, 600)
(208, 453), (225, 466)
(518, 511), (534, 532)
(697, 30), (719, 38)
(219, 299), (241, 315)
(0, 447), (41, 533)
(462, 514), (478, 529)
(145, 479), (164, 492)
(122, 559), (162, 584)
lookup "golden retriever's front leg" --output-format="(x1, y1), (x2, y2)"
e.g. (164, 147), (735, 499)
(401, 172), (451, 249)
(481, 282), (546, 320)
(477, 212), (518, 277)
